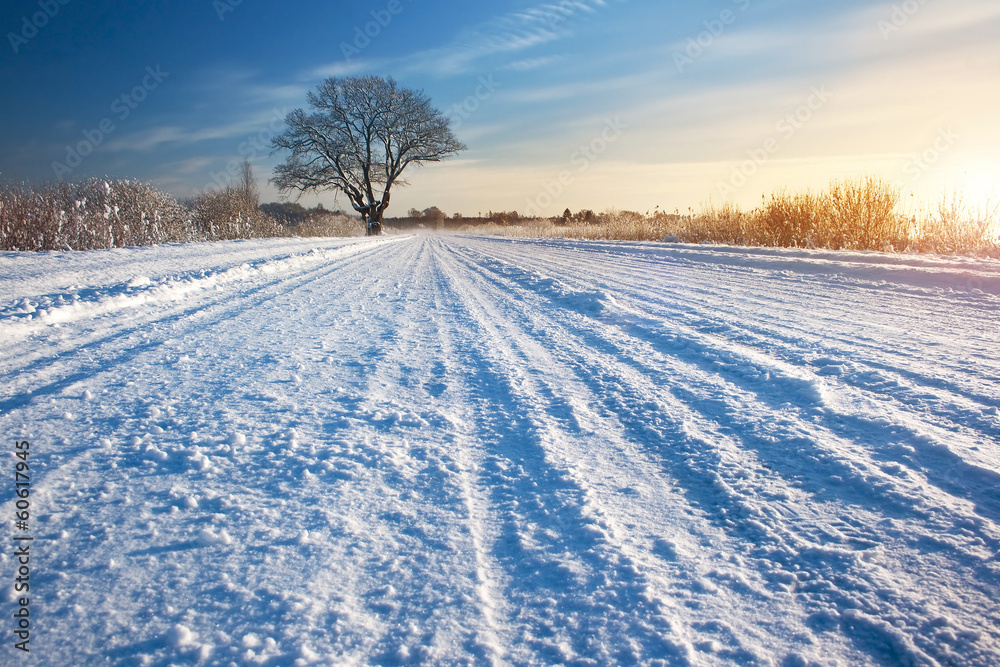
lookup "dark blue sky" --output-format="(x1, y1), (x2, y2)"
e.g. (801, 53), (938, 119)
(3, 1), (997, 214)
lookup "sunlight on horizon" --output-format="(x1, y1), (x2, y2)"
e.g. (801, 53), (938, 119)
(2, 0), (997, 226)
(380, 153), (999, 221)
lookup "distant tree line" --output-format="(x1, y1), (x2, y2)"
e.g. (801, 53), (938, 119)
(259, 201), (344, 226)
(382, 207), (609, 231)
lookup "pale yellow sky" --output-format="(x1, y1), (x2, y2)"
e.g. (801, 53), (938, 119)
(378, 0), (1000, 218)
(225, 0), (1000, 220)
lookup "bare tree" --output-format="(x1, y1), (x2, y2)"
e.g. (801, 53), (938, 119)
(271, 75), (465, 235)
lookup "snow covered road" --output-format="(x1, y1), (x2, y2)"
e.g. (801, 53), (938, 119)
(1, 234), (999, 665)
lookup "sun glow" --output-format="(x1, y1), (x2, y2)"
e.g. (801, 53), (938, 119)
(957, 157), (1000, 208)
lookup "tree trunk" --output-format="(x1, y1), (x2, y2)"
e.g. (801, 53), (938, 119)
(362, 194), (389, 236)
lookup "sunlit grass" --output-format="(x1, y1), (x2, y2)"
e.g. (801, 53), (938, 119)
(467, 177), (999, 257)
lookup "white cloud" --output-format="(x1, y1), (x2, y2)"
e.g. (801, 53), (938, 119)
(103, 107), (291, 153)
(504, 69), (654, 104)
(868, 0), (1000, 40)
(498, 55), (567, 72)
(308, 0), (610, 78)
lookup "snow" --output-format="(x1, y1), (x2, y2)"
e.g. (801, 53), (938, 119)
(1, 234), (999, 665)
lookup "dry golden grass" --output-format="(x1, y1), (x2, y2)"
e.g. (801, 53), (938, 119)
(469, 178), (998, 257)
(908, 191), (1000, 255)
(4, 175), (994, 255)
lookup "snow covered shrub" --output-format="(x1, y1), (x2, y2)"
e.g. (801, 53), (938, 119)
(191, 188), (269, 240)
(686, 178), (911, 251)
(74, 179), (192, 248)
(0, 178), (192, 251)
(736, 178), (907, 250)
(596, 209), (648, 240)
(190, 160), (281, 241)
(0, 183), (56, 251)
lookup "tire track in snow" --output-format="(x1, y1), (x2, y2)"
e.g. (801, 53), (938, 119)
(0, 238), (401, 413)
(446, 236), (1000, 664)
(450, 238), (1000, 522)
(0, 239), (407, 539)
(433, 243), (686, 664)
(262, 237), (508, 663)
(478, 238), (998, 399)
(454, 237), (1000, 520)
(478, 241), (1000, 549)
(0, 238), (436, 663)
(422, 243), (512, 664)
(344, 237), (510, 663)
(203, 237), (481, 664)
(458, 237), (1000, 414)
(3, 234), (998, 665)
(433, 237), (821, 664)
(0, 237), (397, 352)
(12, 236), (504, 664)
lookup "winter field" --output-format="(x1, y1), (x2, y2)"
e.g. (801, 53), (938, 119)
(1, 233), (999, 666)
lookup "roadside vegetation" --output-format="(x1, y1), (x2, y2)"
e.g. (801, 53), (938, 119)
(466, 177), (999, 257)
(0, 161), (361, 252)
(3, 173), (995, 257)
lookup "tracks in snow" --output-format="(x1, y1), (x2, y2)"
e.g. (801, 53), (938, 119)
(1, 234), (998, 665)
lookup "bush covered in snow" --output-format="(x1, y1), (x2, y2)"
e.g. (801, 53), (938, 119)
(0, 162), (363, 252)
(188, 160), (281, 241)
(0, 178), (193, 251)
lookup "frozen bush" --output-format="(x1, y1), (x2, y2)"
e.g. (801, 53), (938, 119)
(0, 178), (192, 251)
(190, 160), (281, 241)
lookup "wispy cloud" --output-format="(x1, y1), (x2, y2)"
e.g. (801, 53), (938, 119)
(867, 0), (1000, 40)
(505, 69), (654, 104)
(105, 127), (189, 153)
(308, 0), (610, 79)
(498, 55), (567, 72)
(410, 1), (605, 74)
(103, 108), (290, 153)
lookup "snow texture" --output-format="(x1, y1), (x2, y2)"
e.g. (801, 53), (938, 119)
(1, 234), (999, 665)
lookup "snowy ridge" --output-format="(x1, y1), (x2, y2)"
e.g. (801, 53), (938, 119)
(0, 237), (400, 352)
(1, 235), (998, 665)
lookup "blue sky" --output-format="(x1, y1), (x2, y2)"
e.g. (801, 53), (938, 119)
(2, 0), (998, 217)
